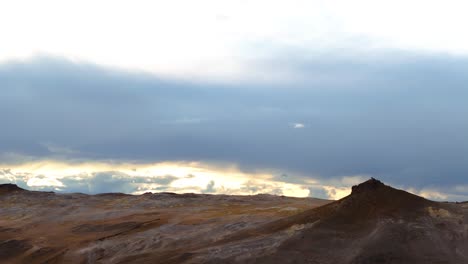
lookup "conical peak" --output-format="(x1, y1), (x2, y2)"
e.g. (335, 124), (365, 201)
(350, 178), (385, 195)
(343, 178), (432, 216)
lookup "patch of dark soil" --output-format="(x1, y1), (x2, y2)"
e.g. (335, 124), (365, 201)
(72, 222), (140, 233)
(350, 252), (408, 264)
(0, 226), (19, 233)
(0, 239), (33, 259)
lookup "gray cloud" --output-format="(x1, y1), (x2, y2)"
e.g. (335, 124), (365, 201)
(308, 186), (329, 199)
(59, 172), (180, 194)
(0, 171), (179, 194)
(203, 180), (216, 194)
(0, 54), (467, 192)
(59, 172), (140, 194)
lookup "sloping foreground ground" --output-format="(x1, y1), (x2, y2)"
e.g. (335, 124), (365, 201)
(1, 179), (467, 263)
(0, 184), (328, 263)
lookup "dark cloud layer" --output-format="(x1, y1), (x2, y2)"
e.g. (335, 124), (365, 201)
(1, 55), (467, 190)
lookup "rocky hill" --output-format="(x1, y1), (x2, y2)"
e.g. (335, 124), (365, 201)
(0, 179), (466, 263)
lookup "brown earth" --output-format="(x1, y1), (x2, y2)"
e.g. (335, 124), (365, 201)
(0, 179), (467, 263)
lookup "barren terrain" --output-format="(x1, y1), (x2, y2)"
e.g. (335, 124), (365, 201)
(1, 179), (467, 263)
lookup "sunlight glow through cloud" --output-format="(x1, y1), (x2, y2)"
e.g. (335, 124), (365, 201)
(1, 160), (466, 201)
(0, 160), (313, 197)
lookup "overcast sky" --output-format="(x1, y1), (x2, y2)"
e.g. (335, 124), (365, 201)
(0, 1), (467, 200)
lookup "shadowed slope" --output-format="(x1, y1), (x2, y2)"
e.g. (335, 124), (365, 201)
(0, 184), (25, 195)
(210, 178), (433, 242)
(164, 179), (466, 264)
(251, 179), (467, 264)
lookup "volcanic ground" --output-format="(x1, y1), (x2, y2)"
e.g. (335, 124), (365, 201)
(0, 179), (467, 263)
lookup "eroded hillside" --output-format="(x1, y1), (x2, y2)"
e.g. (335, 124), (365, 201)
(1, 179), (467, 264)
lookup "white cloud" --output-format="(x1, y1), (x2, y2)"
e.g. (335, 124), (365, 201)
(322, 186), (351, 200)
(406, 186), (468, 202)
(1, 0), (468, 81)
(292, 123), (305, 129)
(27, 175), (64, 187)
(406, 187), (449, 201)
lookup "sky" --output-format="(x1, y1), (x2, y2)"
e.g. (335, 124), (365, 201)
(0, 0), (467, 200)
